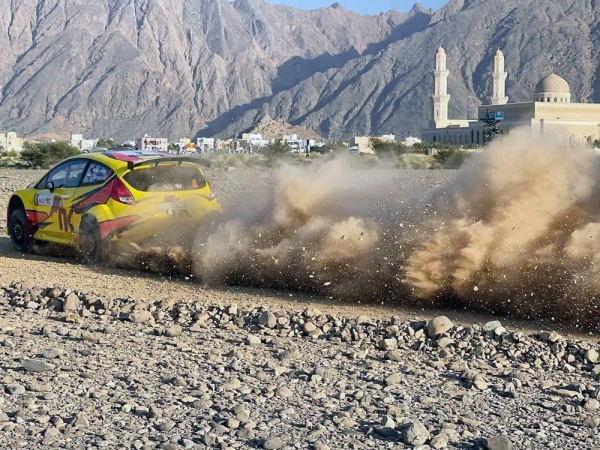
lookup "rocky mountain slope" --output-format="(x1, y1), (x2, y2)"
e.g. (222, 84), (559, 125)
(0, 0), (421, 140)
(223, 0), (600, 139)
(244, 115), (322, 140)
(0, 0), (598, 141)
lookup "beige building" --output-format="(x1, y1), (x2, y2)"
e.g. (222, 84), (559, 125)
(0, 132), (24, 151)
(422, 48), (600, 147)
(350, 134), (396, 154)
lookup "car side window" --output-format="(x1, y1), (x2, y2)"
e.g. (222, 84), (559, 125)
(47, 160), (88, 188)
(82, 162), (113, 185)
(66, 161), (88, 187)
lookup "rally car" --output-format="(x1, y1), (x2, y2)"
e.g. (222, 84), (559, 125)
(6, 150), (221, 264)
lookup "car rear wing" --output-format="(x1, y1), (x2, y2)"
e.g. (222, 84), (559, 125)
(126, 156), (211, 171)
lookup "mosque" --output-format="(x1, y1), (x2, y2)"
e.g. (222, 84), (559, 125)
(421, 47), (600, 147)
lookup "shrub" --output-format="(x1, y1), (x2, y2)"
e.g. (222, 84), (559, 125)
(96, 138), (116, 148)
(20, 141), (80, 168)
(432, 147), (470, 169)
(370, 138), (410, 157)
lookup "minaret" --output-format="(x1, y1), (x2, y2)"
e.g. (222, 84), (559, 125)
(432, 46), (450, 129)
(491, 49), (508, 105)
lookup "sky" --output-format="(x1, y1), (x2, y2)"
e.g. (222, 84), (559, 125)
(265, 0), (449, 15)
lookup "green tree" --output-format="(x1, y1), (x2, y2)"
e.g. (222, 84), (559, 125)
(432, 146), (470, 169)
(20, 141), (80, 168)
(96, 138), (116, 148)
(263, 141), (289, 157)
(369, 138), (409, 157)
(168, 143), (181, 152)
(593, 139), (600, 149)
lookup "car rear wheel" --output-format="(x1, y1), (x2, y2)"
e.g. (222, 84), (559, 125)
(79, 216), (108, 265)
(8, 209), (31, 253)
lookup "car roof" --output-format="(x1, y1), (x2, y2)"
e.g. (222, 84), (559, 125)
(81, 150), (172, 167)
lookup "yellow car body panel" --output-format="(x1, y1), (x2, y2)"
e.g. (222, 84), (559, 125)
(7, 151), (221, 253)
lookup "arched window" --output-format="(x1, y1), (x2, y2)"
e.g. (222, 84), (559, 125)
(547, 97), (551, 102)
(433, 136), (437, 143)
(471, 130), (474, 144)
(476, 131), (480, 145)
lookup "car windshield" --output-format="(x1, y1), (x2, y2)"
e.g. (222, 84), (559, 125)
(123, 162), (207, 192)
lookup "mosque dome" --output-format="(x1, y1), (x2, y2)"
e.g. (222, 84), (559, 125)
(535, 74), (571, 103)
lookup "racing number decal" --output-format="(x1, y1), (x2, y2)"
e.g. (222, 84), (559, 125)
(49, 196), (75, 232)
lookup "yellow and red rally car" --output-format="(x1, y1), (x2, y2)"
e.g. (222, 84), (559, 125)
(7, 150), (221, 264)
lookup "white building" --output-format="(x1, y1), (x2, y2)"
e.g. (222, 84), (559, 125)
(240, 133), (270, 148)
(283, 134), (313, 152)
(0, 132), (24, 152)
(136, 135), (168, 152)
(196, 137), (215, 153)
(70, 134), (98, 152)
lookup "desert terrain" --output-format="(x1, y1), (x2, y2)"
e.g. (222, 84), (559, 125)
(0, 164), (599, 450)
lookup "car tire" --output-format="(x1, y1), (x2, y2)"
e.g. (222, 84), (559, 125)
(8, 208), (31, 253)
(79, 215), (108, 265)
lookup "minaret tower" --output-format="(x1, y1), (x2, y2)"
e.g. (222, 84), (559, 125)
(491, 49), (508, 105)
(432, 46), (450, 129)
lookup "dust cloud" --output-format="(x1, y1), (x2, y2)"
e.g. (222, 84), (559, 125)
(190, 131), (600, 330)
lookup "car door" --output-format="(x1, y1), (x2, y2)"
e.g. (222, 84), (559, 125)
(72, 161), (114, 233)
(38, 159), (89, 243)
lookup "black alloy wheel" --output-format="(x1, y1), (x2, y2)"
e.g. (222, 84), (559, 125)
(79, 215), (108, 265)
(8, 209), (31, 252)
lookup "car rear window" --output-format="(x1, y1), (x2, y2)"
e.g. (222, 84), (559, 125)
(123, 163), (208, 192)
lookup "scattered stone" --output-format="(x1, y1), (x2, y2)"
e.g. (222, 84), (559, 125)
(427, 316), (453, 337)
(585, 349), (599, 364)
(402, 420), (430, 446)
(128, 310), (153, 324)
(258, 311), (277, 329)
(485, 435), (513, 450)
(430, 433), (449, 449)
(20, 358), (55, 373)
(6, 384), (26, 395)
(164, 325), (182, 337)
(62, 293), (81, 312)
(247, 334), (261, 345)
(263, 436), (284, 449)
(70, 412), (90, 429)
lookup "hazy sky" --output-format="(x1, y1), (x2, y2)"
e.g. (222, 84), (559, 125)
(265, 0), (449, 14)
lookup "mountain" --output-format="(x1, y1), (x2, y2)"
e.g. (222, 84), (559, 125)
(218, 0), (600, 139)
(0, 0), (423, 141)
(0, 0), (598, 141)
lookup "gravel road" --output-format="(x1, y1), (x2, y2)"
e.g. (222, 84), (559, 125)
(0, 166), (599, 450)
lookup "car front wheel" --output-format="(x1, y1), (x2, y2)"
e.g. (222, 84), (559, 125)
(8, 209), (31, 253)
(79, 216), (108, 265)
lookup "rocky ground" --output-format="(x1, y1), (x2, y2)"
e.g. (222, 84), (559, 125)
(0, 167), (599, 449)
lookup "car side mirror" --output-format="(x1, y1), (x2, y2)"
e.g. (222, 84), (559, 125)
(46, 181), (55, 192)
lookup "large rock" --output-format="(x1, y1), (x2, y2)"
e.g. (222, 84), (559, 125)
(403, 420), (430, 446)
(427, 316), (454, 337)
(62, 293), (81, 313)
(128, 311), (153, 324)
(21, 358), (55, 373)
(485, 435), (513, 450)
